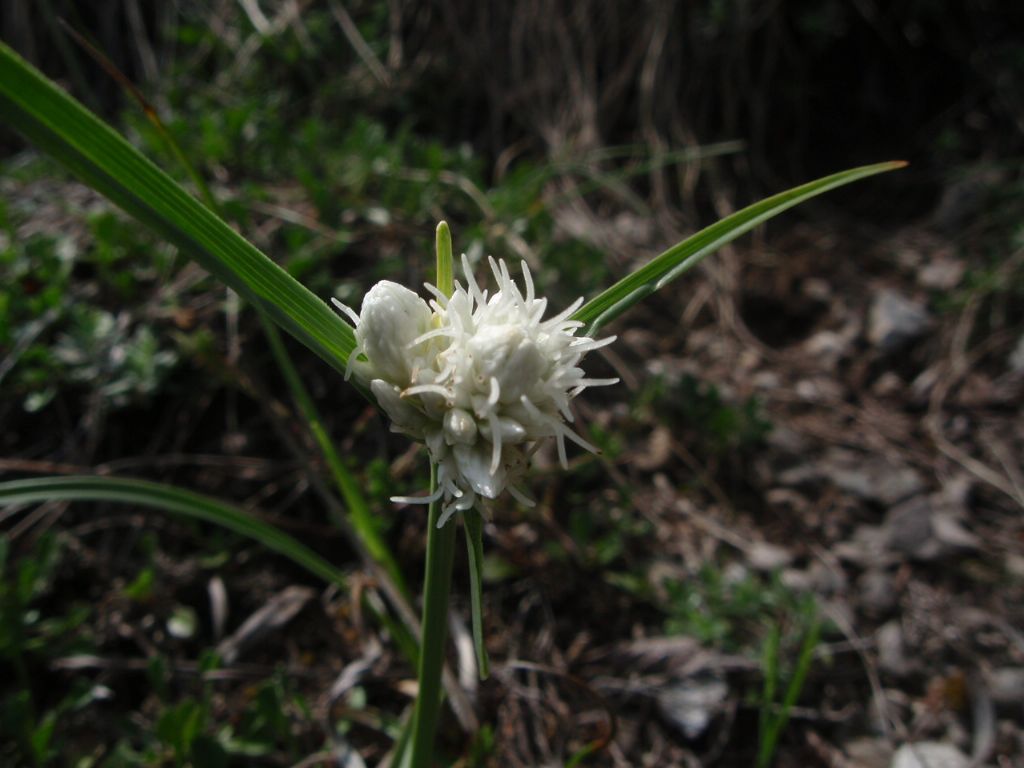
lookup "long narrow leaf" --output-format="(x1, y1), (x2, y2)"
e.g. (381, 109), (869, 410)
(0, 42), (355, 373)
(573, 161), (906, 335)
(0, 475), (347, 586)
(463, 509), (490, 679)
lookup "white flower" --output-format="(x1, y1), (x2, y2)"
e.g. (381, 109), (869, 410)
(334, 256), (617, 527)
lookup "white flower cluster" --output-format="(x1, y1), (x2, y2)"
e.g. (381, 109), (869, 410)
(334, 256), (617, 527)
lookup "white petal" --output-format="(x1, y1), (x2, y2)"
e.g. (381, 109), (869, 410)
(370, 379), (426, 435)
(453, 443), (505, 498)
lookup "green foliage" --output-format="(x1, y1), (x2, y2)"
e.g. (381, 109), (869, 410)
(97, 664), (318, 765)
(0, 177), (181, 413)
(0, 526), (331, 766)
(637, 373), (772, 454)
(662, 566), (817, 654)
(673, 375), (772, 451)
(51, 306), (177, 406)
(0, 533), (97, 765)
(0, 476), (351, 588)
(757, 615), (822, 768)
(567, 505), (650, 570)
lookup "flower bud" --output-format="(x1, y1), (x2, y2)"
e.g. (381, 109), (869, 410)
(443, 408), (478, 445)
(356, 281), (433, 385)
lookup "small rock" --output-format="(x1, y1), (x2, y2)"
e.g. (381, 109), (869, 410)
(877, 620), (915, 677)
(752, 370), (781, 389)
(803, 330), (849, 368)
(826, 453), (925, 505)
(774, 448), (929, 507)
(766, 425), (811, 455)
(845, 736), (893, 768)
(836, 525), (895, 567)
(987, 667), (1024, 706)
(1009, 333), (1024, 373)
(939, 474), (972, 507)
(747, 541), (793, 571)
(803, 277), (832, 301)
(918, 256), (965, 290)
(885, 497), (936, 558)
(634, 425), (673, 471)
(890, 742), (968, 768)
(805, 559), (847, 594)
(780, 568), (814, 591)
(869, 290), (932, 350)
(930, 513), (980, 551)
(1005, 553), (1024, 580)
(883, 494), (979, 560)
(655, 676), (729, 739)
(858, 568), (898, 614)
(795, 376), (844, 401)
(872, 371), (904, 397)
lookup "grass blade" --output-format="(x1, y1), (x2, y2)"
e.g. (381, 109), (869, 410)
(0, 41), (355, 374)
(572, 161), (907, 335)
(463, 509), (490, 679)
(0, 475), (347, 586)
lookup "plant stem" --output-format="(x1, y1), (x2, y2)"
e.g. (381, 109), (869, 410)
(407, 465), (457, 767)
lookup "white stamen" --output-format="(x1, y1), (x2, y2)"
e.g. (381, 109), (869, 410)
(331, 297), (361, 326)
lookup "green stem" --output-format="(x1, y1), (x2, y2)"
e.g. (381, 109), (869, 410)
(407, 465), (457, 767)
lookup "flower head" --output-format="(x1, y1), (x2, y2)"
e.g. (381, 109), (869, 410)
(335, 256), (617, 527)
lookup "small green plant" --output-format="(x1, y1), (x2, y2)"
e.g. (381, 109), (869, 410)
(757, 613), (822, 768)
(662, 564), (823, 766)
(636, 373), (772, 454)
(0, 183), (182, 413)
(0, 534), (97, 765)
(662, 566), (818, 654)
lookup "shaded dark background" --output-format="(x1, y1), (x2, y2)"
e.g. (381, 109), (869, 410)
(4, 0), (1022, 216)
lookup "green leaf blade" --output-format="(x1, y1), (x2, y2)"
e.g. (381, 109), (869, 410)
(463, 509), (490, 680)
(0, 475), (347, 587)
(573, 161), (907, 334)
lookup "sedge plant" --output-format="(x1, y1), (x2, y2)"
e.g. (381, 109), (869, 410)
(0, 40), (904, 766)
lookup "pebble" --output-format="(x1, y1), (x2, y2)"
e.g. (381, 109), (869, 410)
(868, 290), (932, 350)
(890, 742), (968, 768)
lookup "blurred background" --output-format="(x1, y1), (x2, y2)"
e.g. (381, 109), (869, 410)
(1, 1), (1022, 766)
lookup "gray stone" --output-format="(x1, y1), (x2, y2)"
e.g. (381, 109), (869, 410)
(884, 497), (936, 558)
(1009, 333), (1024, 373)
(831, 462), (925, 505)
(918, 256), (965, 290)
(890, 742), (968, 768)
(655, 677), (729, 739)
(869, 290), (932, 350)
(858, 569), (898, 614)
(988, 667), (1024, 706)
(876, 621), (915, 677)
(845, 737), (893, 768)
(821, 450), (925, 505)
